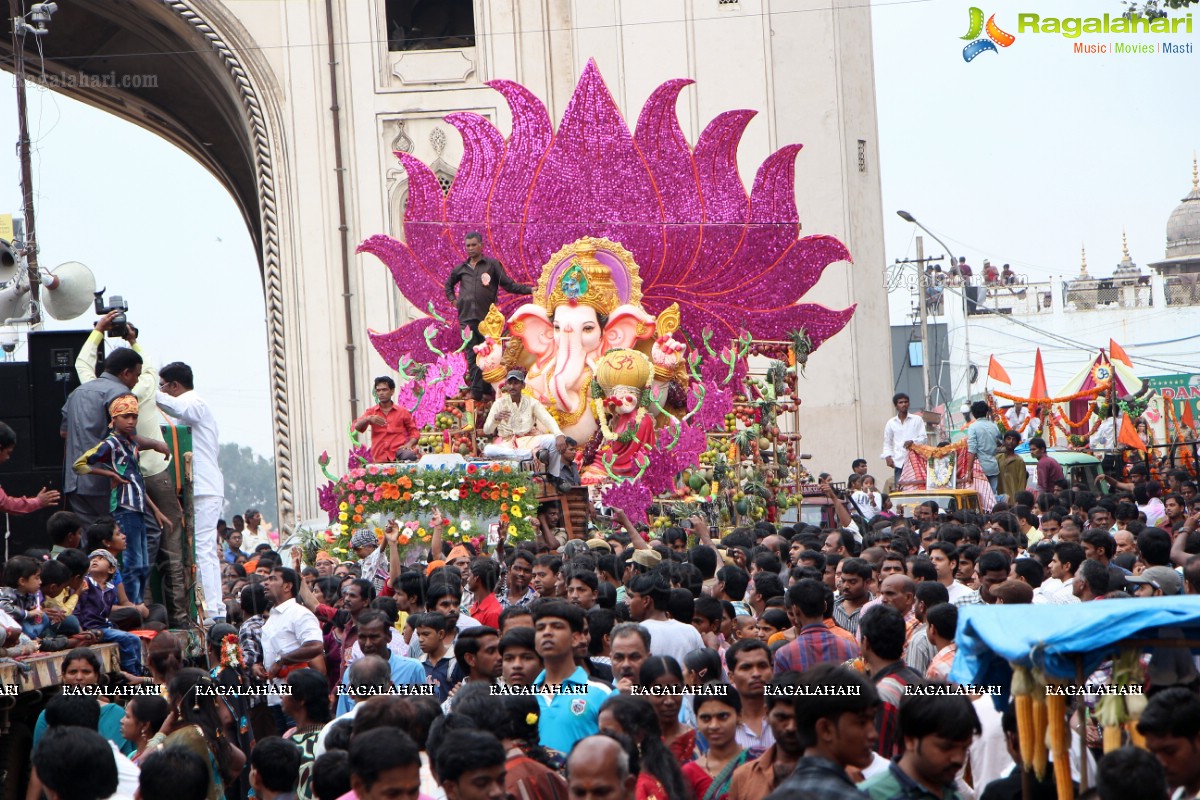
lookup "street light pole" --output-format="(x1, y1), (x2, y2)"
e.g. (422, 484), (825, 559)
(9, 0), (42, 325)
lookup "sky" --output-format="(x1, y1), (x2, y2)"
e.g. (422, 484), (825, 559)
(874, 0), (1200, 297)
(0, 74), (272, 456)
(1, 0), (1197, 460)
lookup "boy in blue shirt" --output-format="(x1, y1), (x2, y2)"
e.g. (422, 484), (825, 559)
(76, 549), (144, 675)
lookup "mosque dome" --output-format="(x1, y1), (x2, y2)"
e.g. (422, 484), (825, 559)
(1165, 159), (1200, 259)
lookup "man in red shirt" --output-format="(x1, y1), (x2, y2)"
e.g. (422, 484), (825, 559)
(468, 558), (502, 628)
(353, 376), (419, 462)
(1029, 436), (1064, 495)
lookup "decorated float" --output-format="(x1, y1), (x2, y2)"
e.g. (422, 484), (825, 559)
(309, 60), (856, 553)
(981, 345), (1199, 484)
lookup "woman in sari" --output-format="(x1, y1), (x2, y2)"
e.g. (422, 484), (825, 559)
(639, 656), (697, 764)
(146, 668), (247, 800)
(680, 688), (748, 800)
(208, 624), (256, 800)
(120, 695), (171, 765)
(598, 694), (694, 800)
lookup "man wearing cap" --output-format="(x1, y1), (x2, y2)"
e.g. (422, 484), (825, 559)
(1128, 565), (1182, 598)
(445, 232), (533, 401)
(586, 538), (612, 555)
(1127, 566), (1198, 688)
(482, 371), (568, 470)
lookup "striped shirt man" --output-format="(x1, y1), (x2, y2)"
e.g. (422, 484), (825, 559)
(773, 623), (861, 675)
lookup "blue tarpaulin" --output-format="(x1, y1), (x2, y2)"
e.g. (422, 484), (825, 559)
(948, 596), (1200, 695)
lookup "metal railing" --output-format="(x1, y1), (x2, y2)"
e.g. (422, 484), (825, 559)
(1165, 278), (1200, 306)
(966, 282), (1054, 315)
(1063, 278), (1153, 311)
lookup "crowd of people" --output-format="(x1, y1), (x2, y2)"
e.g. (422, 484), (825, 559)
(6, 441), (1200, 800)
(4, 280), (1200, 800)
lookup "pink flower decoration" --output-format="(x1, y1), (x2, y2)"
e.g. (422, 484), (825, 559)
(354, 480), (366, 491)
(358, 59), (853, 369)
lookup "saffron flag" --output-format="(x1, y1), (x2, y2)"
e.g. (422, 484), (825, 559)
(1109, 339), (1133, 368)
(1183, 400), (1196, 431)
(1118, 413), (1146, 451)
(987, 355), (1011, 385)
(1029, 349), (1049, 403)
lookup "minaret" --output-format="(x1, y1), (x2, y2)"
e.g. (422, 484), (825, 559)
(1114, 227), (1139, 279)
(1079, 244), (1089, 277)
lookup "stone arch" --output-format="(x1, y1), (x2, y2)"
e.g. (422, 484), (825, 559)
(0, 0), (296, 524)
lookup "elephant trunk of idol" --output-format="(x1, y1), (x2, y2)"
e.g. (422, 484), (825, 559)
(552, 332), (588, 414)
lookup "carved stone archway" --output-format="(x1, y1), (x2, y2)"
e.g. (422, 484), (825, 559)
(0, 0), (295, 524)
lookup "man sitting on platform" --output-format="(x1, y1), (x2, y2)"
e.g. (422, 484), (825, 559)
(482, 370), (569, 474)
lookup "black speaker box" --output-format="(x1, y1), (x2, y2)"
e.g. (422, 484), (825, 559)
(0, 361), (31, 417)
(0, 416), (34, 473)
(28, 330), (93, 470)
(0, 468), (61, 556)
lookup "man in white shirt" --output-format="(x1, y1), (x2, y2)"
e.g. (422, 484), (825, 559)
(1003, 402), (1039, 442)
(1091, 415), (1119, 452)
(76, 314), (187, 626)
(257, 566), (324, 731)
(241, 507), (271, 552)
(482, 370), (567, 473)
(1047, 542), (1084, 605)
(881, 392), (927, 485)
(157, 361), (225, 624)
(626, 573), (702, 664)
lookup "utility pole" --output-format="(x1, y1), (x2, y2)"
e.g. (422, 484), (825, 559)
(915, 236), (931, 410)
(894, 241), (944, 412)
(9, 0), (43, 325)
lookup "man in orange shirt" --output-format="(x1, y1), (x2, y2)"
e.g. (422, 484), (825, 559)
(353, 376), (419, 462)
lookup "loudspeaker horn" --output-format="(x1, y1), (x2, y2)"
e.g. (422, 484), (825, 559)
(0, 239), (16, 283)
(41, 261), (96, 321)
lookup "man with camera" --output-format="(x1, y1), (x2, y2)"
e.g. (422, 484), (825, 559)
(75, 311), (189, 627)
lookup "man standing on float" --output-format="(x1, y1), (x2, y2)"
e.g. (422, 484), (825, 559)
(444, 232), (532, 401)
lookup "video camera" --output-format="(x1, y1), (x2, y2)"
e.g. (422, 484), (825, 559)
(93, 288), (130, 338)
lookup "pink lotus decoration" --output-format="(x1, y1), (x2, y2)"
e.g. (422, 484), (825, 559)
(358, 59), (854, 368)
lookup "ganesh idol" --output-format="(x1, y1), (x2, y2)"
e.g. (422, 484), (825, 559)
(472, 237), (687, 444)
(581, 349), (658, 484)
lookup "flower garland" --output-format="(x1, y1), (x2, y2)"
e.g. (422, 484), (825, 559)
(220, 634), (243, 669)
(1049, 414), (1102, 439)
(593, 398), (648, 443)
(993, 381), (1110, 406)
(908, 441), (967, 459)
(1056, 403), (1096, 430)
(314, 462), (539, 559)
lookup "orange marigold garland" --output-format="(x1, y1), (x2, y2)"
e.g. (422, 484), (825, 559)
(220, 633), (243, 669)
(993, 381), (1110, 406)
(908, 441), (968, 459)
